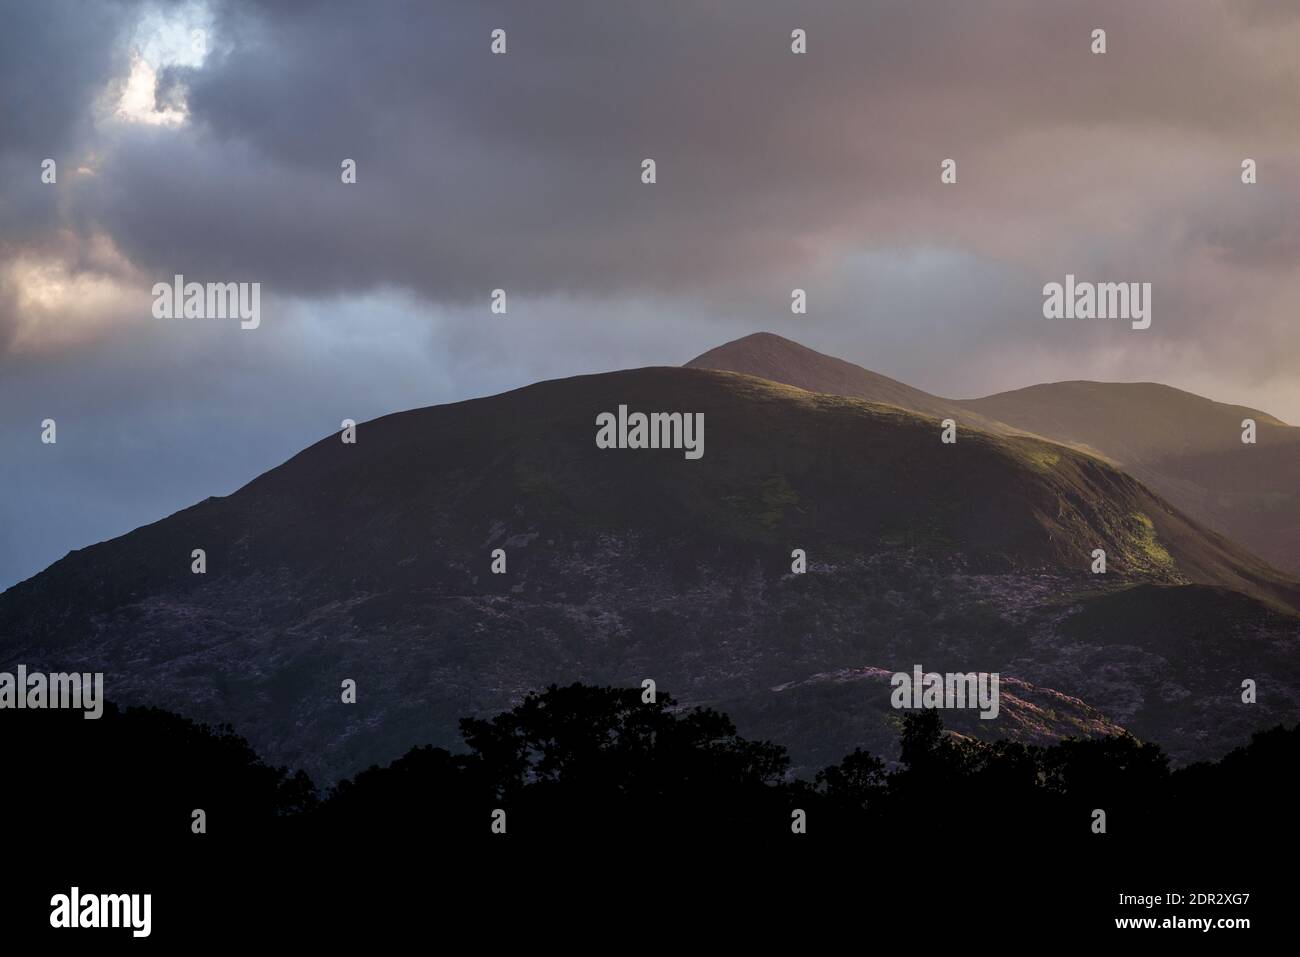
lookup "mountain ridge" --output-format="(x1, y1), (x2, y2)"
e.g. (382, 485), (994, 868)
(687, 332), (1300, 573)
(3, 364), (1297, 782)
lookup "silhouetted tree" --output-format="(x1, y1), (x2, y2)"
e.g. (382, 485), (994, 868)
(8, 685), (1297, 859)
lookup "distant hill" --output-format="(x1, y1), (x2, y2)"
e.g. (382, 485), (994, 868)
(688, 332), (1300, 574)
(3, 366), (1297, 780)
(962, 381), (1300, 575)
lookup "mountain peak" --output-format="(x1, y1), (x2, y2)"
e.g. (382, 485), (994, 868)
(686, 331), (965, 421)
(686, 331), (1300, 574)
(685, 331), (840, 373)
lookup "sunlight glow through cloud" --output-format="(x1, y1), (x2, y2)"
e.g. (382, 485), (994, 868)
(111, 2), (213, 126)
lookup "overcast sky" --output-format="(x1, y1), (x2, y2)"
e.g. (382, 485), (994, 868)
(2, 0), (1298, 589)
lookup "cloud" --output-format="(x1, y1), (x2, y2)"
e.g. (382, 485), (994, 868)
(9, 2), (1294, 297)
(0, 230), (146, 354)
(10, 1), (1300, 303)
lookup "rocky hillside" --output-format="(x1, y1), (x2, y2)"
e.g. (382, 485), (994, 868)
(3, 366), (1296, 780)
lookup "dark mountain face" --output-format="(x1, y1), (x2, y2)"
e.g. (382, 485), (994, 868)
(719, 667), (1128, 775)
(2, 367), (1297, 781)
(689, 332), (1300, 574)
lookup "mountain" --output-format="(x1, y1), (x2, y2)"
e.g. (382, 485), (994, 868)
(3, 366), (1298, 781)
(685, 332), (1006, 437)
(962, 381), (1300, 575)
(688, 333), (1300, 574)
(719, 667), (1127, 774)
(685, 333), (965, 421)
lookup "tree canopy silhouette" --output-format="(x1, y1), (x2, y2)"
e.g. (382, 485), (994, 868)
(6, 682), (1297, 853)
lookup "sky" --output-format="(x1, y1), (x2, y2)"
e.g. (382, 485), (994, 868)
(1, 0), (1298, 590)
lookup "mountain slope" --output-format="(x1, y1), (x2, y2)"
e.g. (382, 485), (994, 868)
(688, 332), (1300, 574)
(3, 367), (1297, 780)
(685, 332), (1005, 434)
(720, 667), (1128, 775)
(685, 333), (960, 419)
(961, 381), (1300, 574)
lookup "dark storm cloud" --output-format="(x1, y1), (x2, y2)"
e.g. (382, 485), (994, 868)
(0, 0), (136, 255)
(36, 0), (1296, 304)
(0, 1), (135, 155)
